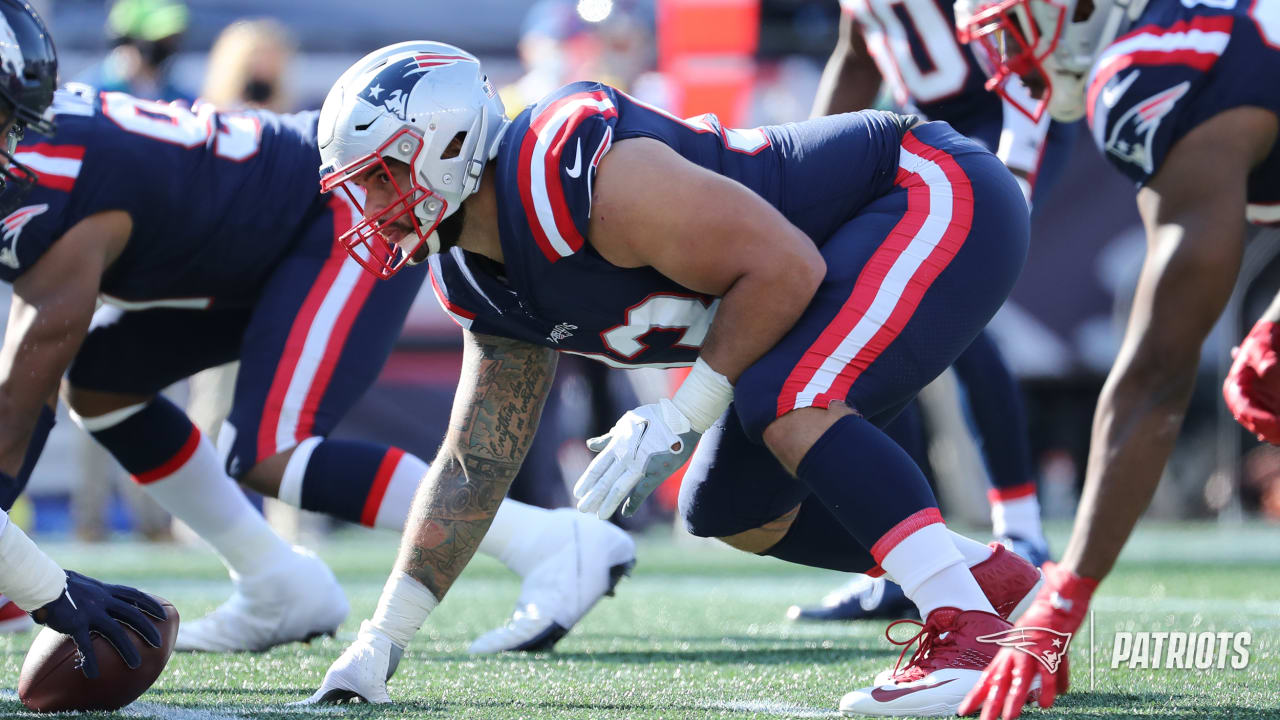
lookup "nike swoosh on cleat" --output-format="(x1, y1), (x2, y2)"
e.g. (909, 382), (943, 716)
(565, 139), (583, 178)
(869, 678), (957, 702)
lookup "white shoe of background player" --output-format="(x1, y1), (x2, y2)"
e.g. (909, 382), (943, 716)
(177, 546), (349, 652)
(469, 510), (636, 653)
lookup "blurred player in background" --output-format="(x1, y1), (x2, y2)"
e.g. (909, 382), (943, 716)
(202, 18), (297, 113)
(952, 0), (1280, 716)
(0, 0), (168, 674)
(786, 0), (1073, 626)
(79, 0), (192, 104)
(302, 41), (1041, 712)
(0, 76), (634, 655)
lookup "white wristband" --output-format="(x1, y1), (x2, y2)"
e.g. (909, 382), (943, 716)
(369, 571), (438, 650)
(0, 511), (67, 611)
(671, 357), (734, 433)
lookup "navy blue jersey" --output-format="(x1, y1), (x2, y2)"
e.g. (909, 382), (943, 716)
(428, 82), (922, 368)
(839, 0), (995, 127)
(0, 85), (328, 305)
(1086, 0), (1280, 224)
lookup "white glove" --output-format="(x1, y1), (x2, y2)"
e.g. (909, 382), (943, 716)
(294, 621), (403, 705)
(574, 398), (700, 519)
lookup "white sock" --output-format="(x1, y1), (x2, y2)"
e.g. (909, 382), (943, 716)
(949, 529), (995, 567)
(991, 493), (1043, 541)
(476, 499), (558, 576)
(879, 522), (995, 617)
(138, 432), (295, 579)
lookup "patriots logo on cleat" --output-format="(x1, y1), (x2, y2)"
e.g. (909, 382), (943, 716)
(976, 626), (1073, 673)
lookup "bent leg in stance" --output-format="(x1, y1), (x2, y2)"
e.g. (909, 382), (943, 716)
(218, 199), (633, 653)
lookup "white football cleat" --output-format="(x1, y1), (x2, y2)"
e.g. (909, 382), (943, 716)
(177, 547), (349, 652)
(0, 594), (34, 633)
(293, 620), (401, 705)
(468, 510), (635, 653)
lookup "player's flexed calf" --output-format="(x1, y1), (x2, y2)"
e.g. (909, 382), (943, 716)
(304, 41), (1031, 714)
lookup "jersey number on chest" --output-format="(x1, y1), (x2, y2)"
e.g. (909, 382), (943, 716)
(601, 294), (719, 361)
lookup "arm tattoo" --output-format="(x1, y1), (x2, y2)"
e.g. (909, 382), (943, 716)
(394, 331), (557, 598)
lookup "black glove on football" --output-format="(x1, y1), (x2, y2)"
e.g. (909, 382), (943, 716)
(30, 570), (166, 678)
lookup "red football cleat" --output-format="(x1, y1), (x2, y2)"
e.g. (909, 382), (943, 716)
(840, 608), (1030, 717)
(0, 594), (35, 634)
(971, 542), (1043, 622)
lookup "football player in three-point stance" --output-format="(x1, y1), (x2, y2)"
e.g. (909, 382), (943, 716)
(302, 41), (1043, 714)
(0, 38), (633, 658)
(954, 0), (1280, 716)
(0, 0), (166, 676)
(788, 0), (1072, 626)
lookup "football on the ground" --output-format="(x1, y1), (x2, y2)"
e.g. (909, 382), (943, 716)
(17, 596), (178, 712)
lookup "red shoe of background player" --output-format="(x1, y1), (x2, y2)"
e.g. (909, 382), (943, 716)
(0, 594), (35, 633)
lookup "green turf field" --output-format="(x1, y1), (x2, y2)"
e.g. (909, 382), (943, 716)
(1, 521), (1276, 719)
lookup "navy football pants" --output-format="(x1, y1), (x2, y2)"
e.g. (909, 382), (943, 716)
(681, 124), (1029, 541)
(67, 194), (427, 475)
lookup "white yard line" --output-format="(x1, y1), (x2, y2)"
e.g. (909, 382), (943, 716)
(710, 700), (838, 717)
(123, 701), (244, 720)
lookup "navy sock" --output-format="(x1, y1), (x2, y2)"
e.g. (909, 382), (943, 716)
(297, 439), (421, 528)
(952, 332), (1035, 492)
(88, 397), (199, 482)
(2, 405), (56, 509)
(764, 496), (877, 573)
(794, 413), (940, 554)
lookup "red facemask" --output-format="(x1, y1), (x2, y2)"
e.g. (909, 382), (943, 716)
(320, 127), (448, 279)
(957, 0), (1067, 122)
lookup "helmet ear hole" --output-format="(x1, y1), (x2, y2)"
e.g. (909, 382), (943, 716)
(441, 131), (466, 160)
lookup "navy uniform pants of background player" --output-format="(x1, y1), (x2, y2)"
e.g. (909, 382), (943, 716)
(878, 112), (1078, 507)
(65, 194), (429, 529)
(680, 123), (1029, 573)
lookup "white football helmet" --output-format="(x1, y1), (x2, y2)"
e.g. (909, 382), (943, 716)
(955, 0), (1150, 122)
(318, 41), (507, 278)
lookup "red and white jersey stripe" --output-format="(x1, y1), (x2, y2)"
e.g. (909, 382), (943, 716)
(1086, 15), (1233, 132)
(516, 90), (618, 262)
(13, 143), (85, 193)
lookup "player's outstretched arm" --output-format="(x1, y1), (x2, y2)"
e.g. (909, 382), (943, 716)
(395, 331), (557, 598)
(301, 331), (556, 705)
(0, 211), (130, 492)
(962, 106), (1278, 720)
(812, 9), (882, 117)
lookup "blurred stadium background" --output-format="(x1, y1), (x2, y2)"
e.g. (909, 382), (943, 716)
(4, 0), (1279, 546)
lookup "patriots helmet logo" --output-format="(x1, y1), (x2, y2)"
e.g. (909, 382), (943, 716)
(975, 626), (1074, 674)
(359, 51), (479, 121)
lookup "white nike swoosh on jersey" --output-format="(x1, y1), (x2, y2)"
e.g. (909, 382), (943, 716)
(1102, 69), (1140, 108)
(565, 139), (583, 178)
